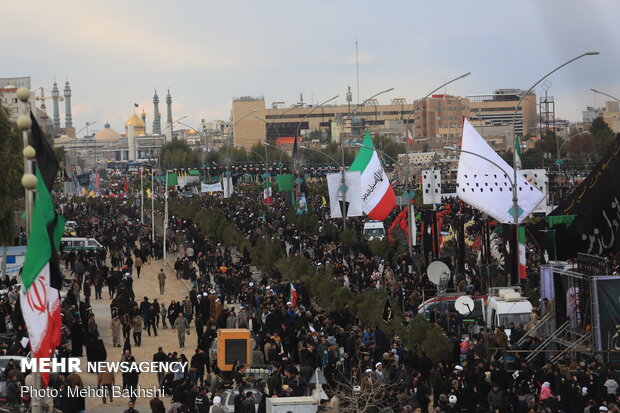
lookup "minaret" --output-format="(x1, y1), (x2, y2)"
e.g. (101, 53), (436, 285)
(63, 80), (73, 128)
(152, 89), (161, 135)
(141, 107), (147, 131)
(166, 89), (173, 141)
(166, 89), (173, 126)
(52, 81), (61, 129)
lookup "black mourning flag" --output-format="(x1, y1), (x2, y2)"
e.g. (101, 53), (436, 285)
(29, 114), (64, 290)
(29, 113), (58, 192)
(542, 135), (620, 259)
(382, 298), (393, 323)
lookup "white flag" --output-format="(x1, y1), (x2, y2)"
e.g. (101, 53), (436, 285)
(201, 182), (223, 192)
(422, 169), (441, 205)
(222, 177), (234, 198)
(327, 172), (363, 218)
(456, 119), (544, 223)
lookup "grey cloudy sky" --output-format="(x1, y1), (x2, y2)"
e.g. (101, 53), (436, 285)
(3, 0), (619, 136)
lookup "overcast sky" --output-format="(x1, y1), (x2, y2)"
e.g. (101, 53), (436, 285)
(3, 0), (619, 137)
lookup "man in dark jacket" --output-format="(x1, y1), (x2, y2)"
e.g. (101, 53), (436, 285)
(149, 396), (165, 413)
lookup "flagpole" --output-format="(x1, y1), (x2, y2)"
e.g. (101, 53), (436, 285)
(151, 166), (155, 245)
(164, 170), (168, 262)
(140, 167), (144, 223)
(16, 89), (44, 413)
(510, 51), (598, 285)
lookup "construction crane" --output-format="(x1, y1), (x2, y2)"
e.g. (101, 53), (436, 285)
(34, 86), (63, 113)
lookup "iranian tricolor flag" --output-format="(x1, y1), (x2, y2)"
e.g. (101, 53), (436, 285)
(263, 181), (273, 205)
(350, 131), (396, 221)
(21, 116), (65, 387)
(289, 283), (298, 308)
(518, 226), (527, 279)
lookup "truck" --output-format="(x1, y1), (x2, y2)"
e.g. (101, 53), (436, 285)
(363, 221), (386, 241)
(483, 287), (533, 338)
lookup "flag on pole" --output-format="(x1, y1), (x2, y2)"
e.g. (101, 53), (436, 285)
(289, 283), (298, 308)
(515, 136), (522, 169)
(518, 226), (527, 279)
(456, 118), (544, 223)
(349, 131), (396, 221)
(407, 128), (413, 145)
(276, 174), (293, 192)
(382, 298), (393, 323)
(22, 116), (65, 387)
(263, 181), (273, 205)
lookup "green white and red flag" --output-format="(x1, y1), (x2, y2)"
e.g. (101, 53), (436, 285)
(349, 131), (396, 221)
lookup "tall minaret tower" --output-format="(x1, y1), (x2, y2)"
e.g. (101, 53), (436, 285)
(165, 89), (173, 141)
(141, 107), (147, 131)
(166, 89), (173, 126)
(152, 89), (161, 134)
(52, 81), (61, 129)
(63, 80), (73, 128)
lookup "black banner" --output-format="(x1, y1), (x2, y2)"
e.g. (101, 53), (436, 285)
(544, 135), (620, 259)
(596, 278), (620, 368)
(76, 173), (91, 186)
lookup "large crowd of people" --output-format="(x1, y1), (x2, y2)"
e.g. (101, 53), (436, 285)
(0, 181), (618, 413)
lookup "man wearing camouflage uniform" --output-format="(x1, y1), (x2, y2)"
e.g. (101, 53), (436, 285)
(158, 269), (166, 295)
(174, 311), (189, 348)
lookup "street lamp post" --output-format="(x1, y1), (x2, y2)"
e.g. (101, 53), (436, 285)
(509, 51), (599, 284)
(400, 74), (470, 255)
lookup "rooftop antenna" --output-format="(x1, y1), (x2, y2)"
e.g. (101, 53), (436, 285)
(356, 39), (360, 106)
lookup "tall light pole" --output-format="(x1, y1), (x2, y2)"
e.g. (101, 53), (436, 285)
(294, 95), (340, 142)
(590, 88), (620, 103)
(509, 51), (598, 284)
(230, 108), (260, 147)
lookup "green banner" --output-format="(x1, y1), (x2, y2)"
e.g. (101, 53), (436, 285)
(276, 174), (293, 192)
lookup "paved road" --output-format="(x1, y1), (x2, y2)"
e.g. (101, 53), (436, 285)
(75, 254), (194, 412)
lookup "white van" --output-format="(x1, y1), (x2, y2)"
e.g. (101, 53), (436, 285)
(363, 221), (386, 241)
(60, 237), (104, 252)
(484, 287), (533, 338)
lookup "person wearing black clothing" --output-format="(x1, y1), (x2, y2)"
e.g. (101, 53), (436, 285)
(153, 347), (167, 387)
(149, 396), (165, 413)
(5, 374), (19, 405)
(243, 392), (256, 413)
(190, 349), (207, 386)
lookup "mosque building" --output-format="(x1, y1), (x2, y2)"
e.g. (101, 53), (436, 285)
(54, 88), (177, 170)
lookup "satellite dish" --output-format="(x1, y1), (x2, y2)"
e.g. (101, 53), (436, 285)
(455, 295), (475, 316)
(427, 261), (450, 286)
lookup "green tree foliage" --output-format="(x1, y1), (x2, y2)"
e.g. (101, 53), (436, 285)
(252, 238), (285, 273)
(590, 117), (617, 157)
(160, 140), (202, 168)
(369, 238), (390, 259)
(0, 105), (22, 244)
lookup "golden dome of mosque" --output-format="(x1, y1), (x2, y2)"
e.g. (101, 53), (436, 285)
(94, 123), (122, 142)
(125, 113), (146, 136)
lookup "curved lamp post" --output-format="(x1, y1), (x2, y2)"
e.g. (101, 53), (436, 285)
(508, 51), (598, 284)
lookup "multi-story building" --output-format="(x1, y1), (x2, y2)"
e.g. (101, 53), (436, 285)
(468, 89), (537, 138)
(583, 106), (601, 123)
(201, 119), (232, 150)
(410, 94), (469, 149)
(230, 89), (537, 151)
(599, 101), (620, 133)
(231, 95), (415, 149)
